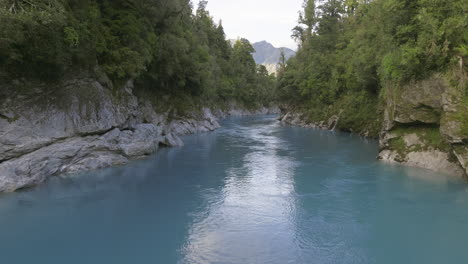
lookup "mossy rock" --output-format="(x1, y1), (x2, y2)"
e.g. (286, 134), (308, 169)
(442, 109), (468, 142)
(386, 125), (452, 159)
(387, 74), (447, 125)
(453, 145), (468, 176)
(440, 76), (468, 142)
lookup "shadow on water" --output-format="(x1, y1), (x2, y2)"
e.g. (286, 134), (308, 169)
(0, 115), (468, 264)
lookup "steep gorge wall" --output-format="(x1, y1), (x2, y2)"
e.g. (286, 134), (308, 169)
(379, 72), (467, 177)
(280, 71), (468, 177)
(0, 73), (279, 192)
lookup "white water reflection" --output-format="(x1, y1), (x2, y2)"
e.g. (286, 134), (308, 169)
(180, 120), (299, 264)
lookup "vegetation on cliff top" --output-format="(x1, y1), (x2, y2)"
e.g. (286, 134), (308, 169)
(0, 0), (276, 108)
(278, 0), (467, 136)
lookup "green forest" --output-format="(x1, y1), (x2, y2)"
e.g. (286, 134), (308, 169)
(0, 0), (275, 108)
(278, 0), (467, 136)
(0, 0), (466, 128)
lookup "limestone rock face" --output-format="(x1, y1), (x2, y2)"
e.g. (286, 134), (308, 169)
(390, 75), (446, 125)
(0, 74), (279, 192)
(279, 71), (467, 178)
(279, 112), (311, 128)
(378, 73), (467, 177)
(0, 76), (164, 191)
(406, 151), (465, 176)
(0, 78), (140, 162)
(0, 125), (161, 192)
(279, 112), (345, 134)
(160, 133), (184, 147)
(219, 104), (280, 118)
(440, 79), (468, 144)
(453, 145), (468, 174)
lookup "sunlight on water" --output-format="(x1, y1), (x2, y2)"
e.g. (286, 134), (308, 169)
(1, 116), (468, 264)
(181, 121), (298, 264)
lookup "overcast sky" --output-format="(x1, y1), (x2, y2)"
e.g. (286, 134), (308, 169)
(192, 0), (303, 50)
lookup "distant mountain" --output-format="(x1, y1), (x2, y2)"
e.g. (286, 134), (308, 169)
(252, 41), (296, 74)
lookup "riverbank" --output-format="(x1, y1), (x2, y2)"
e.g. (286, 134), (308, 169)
(0, 75), (278, 192)
(278, 72), (467, 178)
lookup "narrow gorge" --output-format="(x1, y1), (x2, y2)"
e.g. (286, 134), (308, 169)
(1, 0), (468, 263)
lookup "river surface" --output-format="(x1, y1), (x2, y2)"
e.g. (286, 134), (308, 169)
(1, 116), (468, 264)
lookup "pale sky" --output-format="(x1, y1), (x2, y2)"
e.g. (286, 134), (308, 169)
(192, 0), (303, 50)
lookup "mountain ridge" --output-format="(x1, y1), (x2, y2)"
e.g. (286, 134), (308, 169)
(252, 41), (296, 74)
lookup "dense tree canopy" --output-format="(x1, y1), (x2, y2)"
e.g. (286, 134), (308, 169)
(278, 0), (467, 133)
(0, 0), (276, 108)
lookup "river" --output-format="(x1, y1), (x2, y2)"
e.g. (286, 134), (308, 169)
(1, 115), (468, 264)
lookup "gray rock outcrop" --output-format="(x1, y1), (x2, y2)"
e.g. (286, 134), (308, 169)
(279, 72), (467, 178)
(279, 112), (342, 132)
(377, 73), (467, 177)
(0, 75), (279, 192)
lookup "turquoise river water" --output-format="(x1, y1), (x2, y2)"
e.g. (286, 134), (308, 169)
(1, 115), (468, 264)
